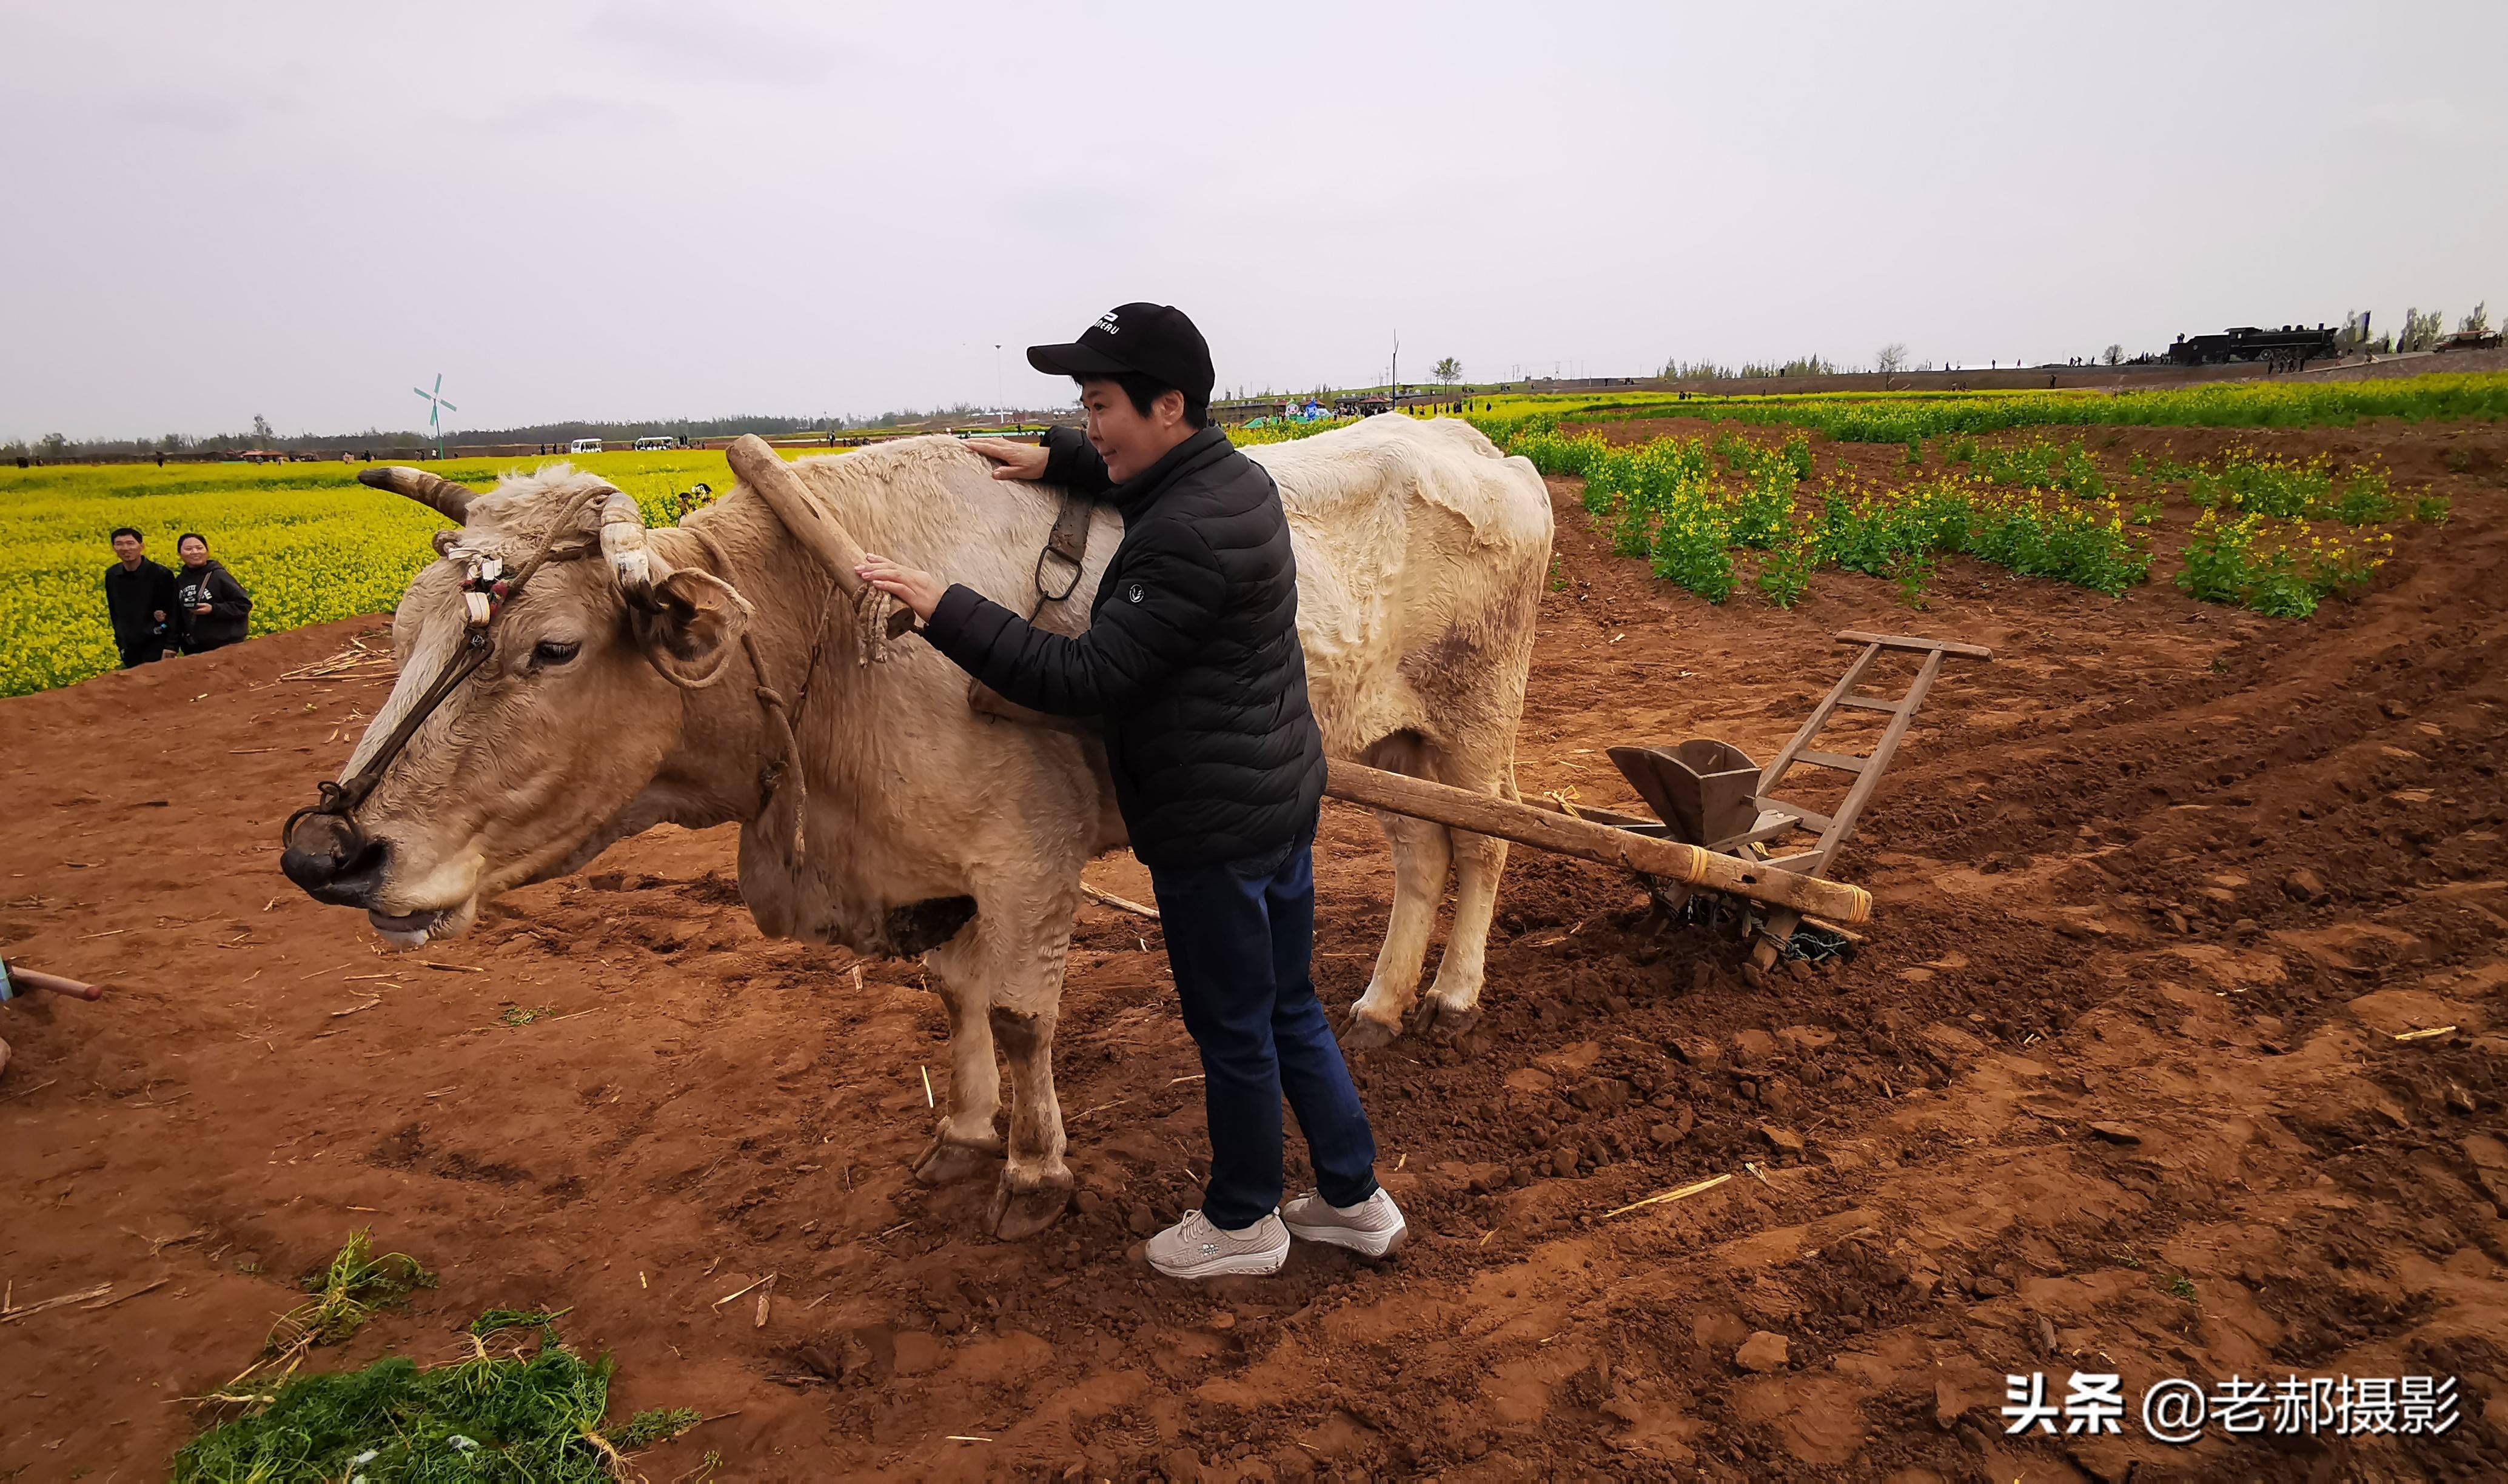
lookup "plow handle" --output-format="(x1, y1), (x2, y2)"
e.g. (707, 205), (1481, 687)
(1323, 759), (1873, 928)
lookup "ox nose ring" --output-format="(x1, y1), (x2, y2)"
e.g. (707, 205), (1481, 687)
(280, 806), (391, 908)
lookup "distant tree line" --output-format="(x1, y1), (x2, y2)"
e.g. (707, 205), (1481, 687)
(1658, 355), (1843, 380)
(4, 403), (1035, 461)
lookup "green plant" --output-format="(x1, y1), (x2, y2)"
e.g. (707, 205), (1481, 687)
(1968, 437), (2107, 499)
(2167, 1273), (2197, 1301)
(1726, 466), (1797, 549)
(2175, 510), (2391, 618)
(2413, 494), (2452, 526)
(1551, 370), (2508, 443)
(1780, 433), (1814, 480)
(2321, 466), (2397, 524)
(471, 1308), (572, 1338)
(1888, 549), (1935, 608)
(174, 1314), (680, 1483)
(620, 1408), (703, 1448)
(1649, 504), (1734, 603)
(265, 1231), (435, 1356)
(1754, 523), (1817, 609)
(2127, 499), (2164, 526)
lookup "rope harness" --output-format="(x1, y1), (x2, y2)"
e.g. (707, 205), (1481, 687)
(686, 524), (848, 864)
(283, 475), (1090, 875)
(280, 483), (609, 852)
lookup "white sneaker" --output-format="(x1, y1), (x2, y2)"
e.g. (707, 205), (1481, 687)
(1144, 1209), (1290, 1279)
(1282, 1187), (1407, 1257)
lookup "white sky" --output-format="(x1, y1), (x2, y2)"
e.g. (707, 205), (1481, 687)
(3, 2), (2502, 441)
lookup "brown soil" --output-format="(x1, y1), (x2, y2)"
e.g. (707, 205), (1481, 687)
(4, 418), (2506, 1481)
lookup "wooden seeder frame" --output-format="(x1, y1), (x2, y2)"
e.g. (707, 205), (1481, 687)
(1321, 630), (1988, 966)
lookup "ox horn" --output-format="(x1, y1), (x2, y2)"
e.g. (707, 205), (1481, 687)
(591, 481), (665, 599)
(724, 435), (868, 601)
(358, 466), (475, 524)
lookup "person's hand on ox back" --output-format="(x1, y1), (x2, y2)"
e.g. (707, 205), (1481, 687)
(965, 438), (1050, 483)
(862, 439), (1050, 613)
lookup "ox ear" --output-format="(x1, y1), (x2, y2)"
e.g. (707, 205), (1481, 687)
(629, 567), (753, 690)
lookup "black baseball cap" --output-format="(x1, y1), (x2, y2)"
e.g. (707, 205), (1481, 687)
(1027, 302), (1215, 401)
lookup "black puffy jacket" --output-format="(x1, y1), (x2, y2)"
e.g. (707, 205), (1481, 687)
(923, 424), (1325, 868)
(173, 559), (252, 653)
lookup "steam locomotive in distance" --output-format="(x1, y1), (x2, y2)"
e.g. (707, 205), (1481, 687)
(2167, 323), (2341, 370)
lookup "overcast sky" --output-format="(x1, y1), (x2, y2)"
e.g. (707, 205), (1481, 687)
(4, 2), (2502, 441)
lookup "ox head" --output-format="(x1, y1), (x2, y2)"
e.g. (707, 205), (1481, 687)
(278, 461), (756, 946)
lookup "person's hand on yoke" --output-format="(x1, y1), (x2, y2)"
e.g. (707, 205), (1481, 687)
(855, 555), (947, 621)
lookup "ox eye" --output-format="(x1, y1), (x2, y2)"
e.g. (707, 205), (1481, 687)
(532, 638), (582, 667)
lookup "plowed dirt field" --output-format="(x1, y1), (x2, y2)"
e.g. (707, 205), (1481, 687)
(4, 417), (2505, 1481)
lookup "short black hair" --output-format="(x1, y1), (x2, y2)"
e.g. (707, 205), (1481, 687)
(111, 527), (142, 544)
(178, 532), (208, 550)
(1079, 372), (1210, 431)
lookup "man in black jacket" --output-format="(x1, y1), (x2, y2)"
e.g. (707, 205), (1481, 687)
(171, 533), (253, 653)
(102, 527), (177, 667)
(856, 304), (1404, 1277)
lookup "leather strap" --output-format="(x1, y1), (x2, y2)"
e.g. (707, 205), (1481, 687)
(965, 486), (1097, 730)
(1042, 487), (1091, 587)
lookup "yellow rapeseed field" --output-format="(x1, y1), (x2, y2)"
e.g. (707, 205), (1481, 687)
(0, 449), (759, 697)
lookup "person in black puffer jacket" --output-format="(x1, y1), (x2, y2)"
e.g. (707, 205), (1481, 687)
(857, 303), (1404, 1279)
(171, 532), (253, 653)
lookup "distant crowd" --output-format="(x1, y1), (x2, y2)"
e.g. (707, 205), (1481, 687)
(102, 529), (253, 667)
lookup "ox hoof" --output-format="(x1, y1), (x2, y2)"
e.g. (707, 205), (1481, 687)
(910, 1133), (1002, 1187)
(986, 1180), (1073, 1242)
(1430, 1002), (1481, 1040)
(1339, 1009), (1402, 1053)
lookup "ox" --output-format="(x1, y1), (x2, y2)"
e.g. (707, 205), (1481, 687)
(283, 418), (1551, 1235)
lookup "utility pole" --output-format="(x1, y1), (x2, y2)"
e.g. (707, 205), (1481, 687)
(1390, 329), (1399, 399)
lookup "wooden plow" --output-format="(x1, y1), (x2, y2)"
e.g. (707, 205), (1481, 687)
(1322, 630), (1988, 968)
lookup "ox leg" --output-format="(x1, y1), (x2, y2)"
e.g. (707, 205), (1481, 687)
(930, 894), (1075, 1240)
(911, 938), (1007, 1188)
(1421, 828), (1508, 1037)
(1343, 812), (1450, 1051)
(986, 1000), (1073, 1241)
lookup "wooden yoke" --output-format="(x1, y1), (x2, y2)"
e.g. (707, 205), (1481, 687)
(1323, 759), (1873, 927)
(725, 435), (870, 600)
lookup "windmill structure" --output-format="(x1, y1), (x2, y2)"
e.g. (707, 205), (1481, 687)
(413, 374), (456, 460)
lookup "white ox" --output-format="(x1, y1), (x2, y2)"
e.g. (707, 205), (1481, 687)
(282, 417), (1551, 1235)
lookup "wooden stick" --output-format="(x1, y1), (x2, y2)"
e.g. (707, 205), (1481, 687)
(1601, 1172), (1732, 1219)
(86, 1277), (169, 1310)
(713, 1272), (776, 1308)
(0, 1281), (113, 1321)
(1323, 759), (1872, 926)
(8, 967), (105, 1000)
(1079, 883), (1160, 921)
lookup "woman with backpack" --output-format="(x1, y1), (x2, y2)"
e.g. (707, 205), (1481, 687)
(171, 533), (253, 654)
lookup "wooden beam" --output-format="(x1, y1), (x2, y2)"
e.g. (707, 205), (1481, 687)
(1834, 629), (1994, 661)
(1323, 760), (1871, 927)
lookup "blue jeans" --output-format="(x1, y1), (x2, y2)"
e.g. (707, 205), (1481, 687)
(1147, 824), (1379, 1231)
